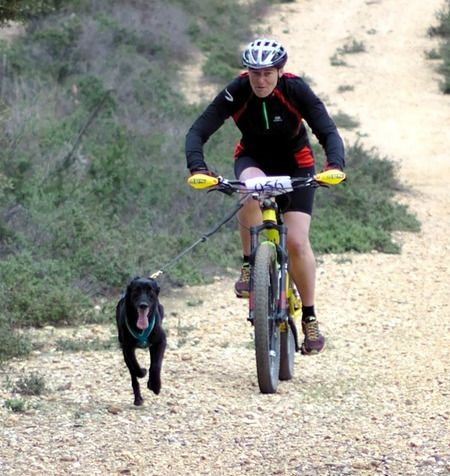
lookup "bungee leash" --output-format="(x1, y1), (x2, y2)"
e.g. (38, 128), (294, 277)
(150, 198), (246, 280)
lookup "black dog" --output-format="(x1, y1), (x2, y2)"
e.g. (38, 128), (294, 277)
(115, 277), (166, 406)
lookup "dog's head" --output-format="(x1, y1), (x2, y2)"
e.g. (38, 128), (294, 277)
(125, 276), (160, 330)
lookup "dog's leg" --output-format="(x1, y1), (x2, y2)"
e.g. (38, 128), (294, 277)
(122, 348), (146, 405)
(123, 347), (147, 378)
(147, 333), (167, 395)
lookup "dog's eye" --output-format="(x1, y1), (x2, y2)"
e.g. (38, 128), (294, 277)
(130, 287), (143, 297)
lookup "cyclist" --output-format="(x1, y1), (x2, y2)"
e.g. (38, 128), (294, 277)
(185, 38), (345, 355)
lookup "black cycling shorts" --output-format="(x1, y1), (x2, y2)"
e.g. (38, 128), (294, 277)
(234, 156), (316, 215)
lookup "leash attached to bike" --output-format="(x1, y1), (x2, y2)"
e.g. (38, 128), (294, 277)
(150, 198), (245, 280)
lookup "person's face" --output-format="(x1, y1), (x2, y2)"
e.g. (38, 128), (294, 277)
(248, 67), (282, 98)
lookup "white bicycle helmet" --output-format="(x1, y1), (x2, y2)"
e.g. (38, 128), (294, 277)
(242, 38), (288, 70)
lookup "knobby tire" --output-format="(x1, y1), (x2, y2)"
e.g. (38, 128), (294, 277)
(279, 281), (297, 380)
(279, 320), (295, 380)
(253, 242), (280, 394)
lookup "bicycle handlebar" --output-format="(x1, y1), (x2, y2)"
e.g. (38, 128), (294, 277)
(187, 169), (346, 196)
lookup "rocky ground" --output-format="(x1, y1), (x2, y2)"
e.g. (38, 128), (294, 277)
(1, 1), (449, 475)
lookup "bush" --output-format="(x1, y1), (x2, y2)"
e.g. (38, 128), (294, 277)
(4, 398), (27, 413)
(332, 111), (360, 130)
(0, 253), (90, 327)
(0, 322), (32, 362)
(338, 39), (366, 54)
(13, 372), (47, 395)
(0, 1), (58, 25)
(428, 0), (450, 93)
(312, 142), (420, 253)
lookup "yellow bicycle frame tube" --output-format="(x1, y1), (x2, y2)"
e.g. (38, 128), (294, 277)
(262, 202), (279, 244)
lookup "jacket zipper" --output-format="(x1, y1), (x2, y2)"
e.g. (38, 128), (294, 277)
(262, 101), (269, 130)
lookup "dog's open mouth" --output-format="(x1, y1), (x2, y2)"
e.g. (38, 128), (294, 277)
(137, 308), (149, 330)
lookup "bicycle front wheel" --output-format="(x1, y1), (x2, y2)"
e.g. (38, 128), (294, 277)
(252, 242), (280, 394)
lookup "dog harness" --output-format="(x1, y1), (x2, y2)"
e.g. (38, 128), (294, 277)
(125, 306), (157, 349)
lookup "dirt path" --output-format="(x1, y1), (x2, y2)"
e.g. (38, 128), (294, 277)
(1, 2), (449, 475)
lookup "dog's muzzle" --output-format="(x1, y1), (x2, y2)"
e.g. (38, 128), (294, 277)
(137, 303), (150, 330)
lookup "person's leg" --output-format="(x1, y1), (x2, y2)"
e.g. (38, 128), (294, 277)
(237, 166), (264, 256)
(284, 211), (325, 354)
(233, 160), (265, 298)
(283, 211), (315, 307)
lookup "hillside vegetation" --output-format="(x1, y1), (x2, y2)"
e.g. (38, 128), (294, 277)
(428, 0), (450, 92)
(0, 0), (420, 360)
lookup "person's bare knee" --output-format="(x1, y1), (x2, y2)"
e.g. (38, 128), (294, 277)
(238, 166), (265, 229)
(239, 198), (261, 221)
(238, 166), (265, 181)
(287, 234), (312, 259)
(284, 212), (312, 256)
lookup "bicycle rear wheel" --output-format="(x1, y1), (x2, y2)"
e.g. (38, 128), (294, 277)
(279, 320), (295, 380)
(279, 281), (299, 380)
(252, 242), (280, 394)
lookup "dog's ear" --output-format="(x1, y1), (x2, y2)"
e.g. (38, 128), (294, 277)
(126, 276), (140, 295)
(149, 279), (160, 295)
(128, 276), (141, 287)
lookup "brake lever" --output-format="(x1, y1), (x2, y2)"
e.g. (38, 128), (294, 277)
(219, 184), (236, 196)
(206, 183), (235, 196)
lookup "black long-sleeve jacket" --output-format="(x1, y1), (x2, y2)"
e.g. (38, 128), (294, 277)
(185, 72), (345, 173)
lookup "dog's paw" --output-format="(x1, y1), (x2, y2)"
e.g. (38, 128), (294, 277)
(148, 373), (161, 395)
(137, 367), (147, 378)
(134, 396), (144, 406)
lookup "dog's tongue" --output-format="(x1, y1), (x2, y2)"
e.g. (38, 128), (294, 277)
(137, 308), (149, 330)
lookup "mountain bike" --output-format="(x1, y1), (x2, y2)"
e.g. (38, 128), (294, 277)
(188, 169), (346, 393)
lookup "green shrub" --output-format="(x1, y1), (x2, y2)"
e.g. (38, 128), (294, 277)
(428, 0), (450, 93)
(338, 39), (366, 54)
(76, 76), (115, 111)
(425, 48), (442, 60)
(4, 398), (27, 413)
(330, 53), (348, 67)
(31, 16), (82, 58)
(333, 111), (360, 130)
(0, 253), (90, 327)
(428, 1), (450, 38)
(13, 372), (47, 396)
(203, 51), (238, 81)
(312, 142), (420, 253)
(0, 322), (32, 362)
(331, 38), (366, 67)
(337, 84), (355, 93)
(0, 0), (58, 24)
